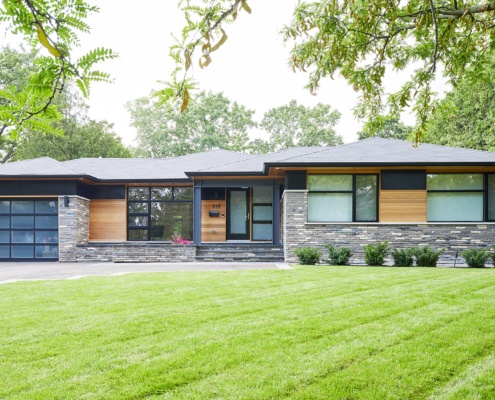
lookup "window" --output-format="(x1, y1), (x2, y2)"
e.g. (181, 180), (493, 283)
(307, 174), (378, 222)
(252, 187), (273, 241)
(427, 174), (484, 222)
(127, 187), (193, 241)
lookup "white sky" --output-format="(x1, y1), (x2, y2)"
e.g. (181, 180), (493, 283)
(2, 0), (426, 146)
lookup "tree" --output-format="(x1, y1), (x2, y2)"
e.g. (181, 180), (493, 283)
(127, 91), (256, 158)
(167, 0), (495, 142)
(0, 46), (61, 163)
(357, 117), (413, 141)
(250, 100), (342, 154)
(13, 88), (131, 161)
(424, 53), (495, 151)
(0, 1), (116, 136)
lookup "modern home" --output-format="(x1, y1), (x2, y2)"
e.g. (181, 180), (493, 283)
(1, 138), (495, 265)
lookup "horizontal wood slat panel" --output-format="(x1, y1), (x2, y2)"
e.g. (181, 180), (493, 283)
(89, 200), (126, 241)
(201, 200), (226, 242)
(380, 190), (427, 222)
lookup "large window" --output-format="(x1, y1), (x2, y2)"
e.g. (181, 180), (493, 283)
(307, 174), (378, 222)
(427, 174), (487, 222)
(128, 187), (193, 241)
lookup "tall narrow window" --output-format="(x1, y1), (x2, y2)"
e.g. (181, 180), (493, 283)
(252, 187), (273, 241)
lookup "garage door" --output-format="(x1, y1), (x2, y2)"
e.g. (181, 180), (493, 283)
(0, 199), (58, 261)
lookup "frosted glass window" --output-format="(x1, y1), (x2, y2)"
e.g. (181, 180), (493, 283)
(252, 187), (272, 203)
(308, 193), (352, 222)
(35, 200), (58, 214)
(0, 245), (9, 258)
(253, 206), (272, 221)
(36, 216), (58, 229)
(12, 245), (34, 258)
(36, 231), (58, 244)
(356, 175), (377, 221)
(12, 216), (34, 229)
(12, 231), (34, 243)
(253, 224), (272, 241)
(0, 231), (9, 243)
(12, 201), (34, 214)
(0, 201), (9, 213)
(427, 193), (483, 221)
(36, 245), (58, 259)
(427, 174), (483, 190)
(0, 216), (9, 228)
(308, 175), (352, 191)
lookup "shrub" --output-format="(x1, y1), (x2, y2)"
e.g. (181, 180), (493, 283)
(363, 241), (389, 266)
(325, 244), (353, 265)
(462, 248), (491, 268)
(391, 248), (415, 267)
(293, 247), (322, 265)
(412, 246), (444, 267)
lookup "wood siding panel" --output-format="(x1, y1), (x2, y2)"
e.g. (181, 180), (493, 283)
(380, 190), (427, 222)
(201, 200), (226, 242)
(89, 200), (126, 241)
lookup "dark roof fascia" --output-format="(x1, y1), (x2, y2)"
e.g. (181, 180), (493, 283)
(96, 178), (192, 184)
(0, 174), (94, 180)
(185, 171), (264, 178)
(263, 162), (495, 173)
(0, 175), (192, 184)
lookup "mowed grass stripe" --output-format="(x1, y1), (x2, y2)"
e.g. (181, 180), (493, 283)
(157, 277), (495, 399)
(0, 267), (494, 399)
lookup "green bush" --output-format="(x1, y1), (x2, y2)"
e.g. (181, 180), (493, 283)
(325, 244), (353, 265)
(391, 248), (415, 267)
(294, 247), (322, 265)
(462, 248), (491, 268)
(364, 241), (389, 266)
(412, 246), (444, 267)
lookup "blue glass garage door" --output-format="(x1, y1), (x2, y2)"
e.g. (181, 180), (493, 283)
(0, 199), (58, 261)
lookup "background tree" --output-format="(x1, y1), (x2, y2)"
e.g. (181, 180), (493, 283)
(168, 0), (495, 142)
(423, 53), (495, 151)
(357, 117), (413, 141)
(128, 91), (256, 158)
(250, 101), (342, 154)
(13, 87), (131, 161)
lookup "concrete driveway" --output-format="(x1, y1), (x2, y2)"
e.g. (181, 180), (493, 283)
(0, 261), (292, 284)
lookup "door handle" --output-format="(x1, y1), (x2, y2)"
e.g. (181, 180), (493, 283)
(247, 212), (250, 220)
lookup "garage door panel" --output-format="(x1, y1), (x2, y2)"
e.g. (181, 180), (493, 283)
(0, 198), (58, 261)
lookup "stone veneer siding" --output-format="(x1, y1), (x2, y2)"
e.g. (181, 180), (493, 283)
(58, 196), (90, 262)
(75, 242), (196, 262)
(283, 190), (495, 266)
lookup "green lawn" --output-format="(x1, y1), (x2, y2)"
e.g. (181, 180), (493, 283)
(1, 266), (495, 399)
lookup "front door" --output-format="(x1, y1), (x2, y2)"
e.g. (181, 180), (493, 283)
(227, 188), (250, 240)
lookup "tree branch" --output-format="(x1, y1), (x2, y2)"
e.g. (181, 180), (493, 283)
(430, 0), (439, 73)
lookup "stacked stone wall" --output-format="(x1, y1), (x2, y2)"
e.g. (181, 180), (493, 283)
(76, 242), (196, 263)
(59, 196), (89, 262)
(283, 190), (495, 266)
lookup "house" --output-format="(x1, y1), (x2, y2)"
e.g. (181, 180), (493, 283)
(1, 138), (495, 264)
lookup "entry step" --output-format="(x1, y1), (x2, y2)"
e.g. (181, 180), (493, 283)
(196, 244), (284, 262)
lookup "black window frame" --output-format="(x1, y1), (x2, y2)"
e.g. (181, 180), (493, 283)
(307, 174), (379, 222)
(251, 187), (273, 241)
(127, 186), (193, 241)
